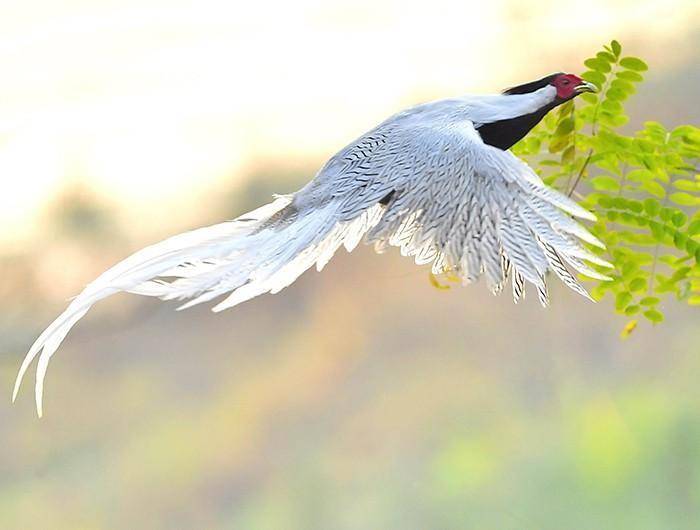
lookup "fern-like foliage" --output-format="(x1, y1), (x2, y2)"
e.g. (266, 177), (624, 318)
(512, 40), (700, 329)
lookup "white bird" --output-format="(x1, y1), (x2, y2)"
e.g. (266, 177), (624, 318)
(15, 72), (612, 416)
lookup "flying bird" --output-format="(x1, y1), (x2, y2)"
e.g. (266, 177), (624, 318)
(15, 72), (612, 416)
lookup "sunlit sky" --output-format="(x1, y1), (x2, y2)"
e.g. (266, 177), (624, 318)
(1, 0), (699, 247)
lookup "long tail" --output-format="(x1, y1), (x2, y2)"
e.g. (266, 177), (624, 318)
(15, 195), (384, 416)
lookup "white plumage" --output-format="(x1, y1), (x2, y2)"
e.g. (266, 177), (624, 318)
(15, 78), (611, 416)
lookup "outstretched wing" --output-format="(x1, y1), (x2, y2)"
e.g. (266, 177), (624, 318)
(298, 116), (612, 303)
(14, 111), (611, 416)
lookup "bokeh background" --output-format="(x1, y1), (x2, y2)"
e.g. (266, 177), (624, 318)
(1, 1), (700, 528)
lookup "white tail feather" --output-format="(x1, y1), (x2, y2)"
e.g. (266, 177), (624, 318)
(15, 195), (380, 416)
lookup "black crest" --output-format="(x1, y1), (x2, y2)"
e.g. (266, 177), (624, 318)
(503, 73), (562, 95)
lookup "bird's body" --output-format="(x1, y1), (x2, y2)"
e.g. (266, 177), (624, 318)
(15, 73), (610, 415)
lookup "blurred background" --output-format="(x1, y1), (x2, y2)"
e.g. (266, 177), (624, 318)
(1, 1), (700, 528)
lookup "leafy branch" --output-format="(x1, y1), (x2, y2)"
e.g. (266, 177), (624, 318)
(512, 40), (700, 331)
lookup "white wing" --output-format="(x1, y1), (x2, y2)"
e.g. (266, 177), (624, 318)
(304, 115), (613, 302)
(14, 107), (611, 416)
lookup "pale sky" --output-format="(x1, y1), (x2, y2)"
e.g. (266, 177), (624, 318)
(1, 0), (699, 247)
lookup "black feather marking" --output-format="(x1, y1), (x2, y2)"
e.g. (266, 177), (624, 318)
(502, 73), (562, 95)
(475, 73), (568, 150)
(476, 109), (554, 150)
(379, 190), (395, 206)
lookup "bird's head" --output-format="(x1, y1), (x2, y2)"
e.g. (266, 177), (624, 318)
(503, 72), (597, 102)
(483, 73), (600, 150)
(550, 73), (597, 101)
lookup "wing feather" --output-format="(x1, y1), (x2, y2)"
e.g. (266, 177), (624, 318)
(16, 101), (611, 416)
(338, 119), (607, 302)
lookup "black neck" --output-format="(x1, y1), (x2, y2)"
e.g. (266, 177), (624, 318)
(475, 100), (559, 150)
(477, 72), (565, 150)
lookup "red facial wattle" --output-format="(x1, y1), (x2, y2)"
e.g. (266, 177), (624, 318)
(552, 74), (585, 99)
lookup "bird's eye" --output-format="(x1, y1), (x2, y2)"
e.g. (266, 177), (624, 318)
(562, 79), (570, 85)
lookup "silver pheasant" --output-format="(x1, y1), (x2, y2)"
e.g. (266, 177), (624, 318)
(15, 72), (611, 415)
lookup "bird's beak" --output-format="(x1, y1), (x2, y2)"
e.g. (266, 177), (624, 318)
(575, 81), (598, 94)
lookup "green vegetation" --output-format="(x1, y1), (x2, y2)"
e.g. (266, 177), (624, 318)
(511, 40), (700, 330)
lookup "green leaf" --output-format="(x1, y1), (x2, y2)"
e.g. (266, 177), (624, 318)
(641, 181), (666, 198)
(584, 57), (611, 73)
(554, 117), (575, 137)
(629, 278), (647, 292)
(607, 114), (629, 127)
(624, 304), (640, 316)
(669, 192), (699, 206)
(688, 219), (700, 236)
(626, 199), (644, 213)
(580, 92), (599, 105)
(601, 100), (623, 114)
(671, 211), (687, 227)
(597, 51), (616, 63)
(673, 125), (700, 142)
(612, 197), (630, 210)
(655, 169), (671, 184)
(649, 221), (666, 241)
(548, 135), (571, 153)
(578, 106), (597, 123)
(559, 101), (575, 115)
(620, 57), (649, 71)
(591, 175), (621, 191)
(636, 138), (656, 153)
(673, 179), (699, 192)
(581, 70), (606, 89)
(673, 231), (688, 249)
(671, 266), (692, 282)
(562, 145), (576, 164)
(621, 261), (639, 277)
(610, 79), (636, 94)
(643, 309), (664, 323)
(628, 169), (654, 183)
(611, 40), (622, 57)
(640, 297), (660, 306)
(643, 198), (661, 216)
(583, 58), (600, 71)
(606, 88), (628, 101)
(599, 112), (628, 128)
(616, 70), (643, 82)
(615, 291), (633, 311)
